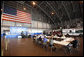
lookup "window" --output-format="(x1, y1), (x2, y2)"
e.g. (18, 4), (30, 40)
(75, 30), (83, 33)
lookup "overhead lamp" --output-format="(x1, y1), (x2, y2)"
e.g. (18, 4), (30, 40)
(80, 1), (83, 4)
(51, 12), (55, 15)
(1, 9), (3, 11)
(32, 1), (36, 6)
(52, 12), (54, 15)
(23, 7), (26, 10)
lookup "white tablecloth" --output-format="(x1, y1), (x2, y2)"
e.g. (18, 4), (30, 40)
(47, 37), (74, 46)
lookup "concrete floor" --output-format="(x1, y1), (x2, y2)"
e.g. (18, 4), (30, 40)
(2, 37), (83, 56)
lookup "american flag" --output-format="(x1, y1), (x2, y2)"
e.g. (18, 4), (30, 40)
(2, 5), (31, 24)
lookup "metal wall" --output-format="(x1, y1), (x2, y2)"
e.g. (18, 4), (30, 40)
(1, 1), (51, 33)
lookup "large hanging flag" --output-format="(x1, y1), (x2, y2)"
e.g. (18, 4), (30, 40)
(2, 5), (31, 24)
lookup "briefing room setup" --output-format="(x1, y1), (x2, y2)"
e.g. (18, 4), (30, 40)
(1, 1), (83, 56)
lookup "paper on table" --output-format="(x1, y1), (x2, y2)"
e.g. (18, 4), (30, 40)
(53, 40), (70, 46)
(51, 38), (74, 46)
(63, 38), (74, 42)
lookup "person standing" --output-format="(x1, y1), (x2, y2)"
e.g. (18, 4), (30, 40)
(21, 31), (24, 38)
(3, 31), (6, 40)
(1, 31), (6, 56)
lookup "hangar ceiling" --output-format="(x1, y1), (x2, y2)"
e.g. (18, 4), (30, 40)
(1, 1), (83, 29)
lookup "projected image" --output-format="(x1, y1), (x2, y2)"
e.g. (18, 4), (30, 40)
(10, 26), (28, 35)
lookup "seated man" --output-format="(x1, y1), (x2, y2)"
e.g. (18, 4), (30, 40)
(49, 38), (56, 51)
(37, 36), (42, 45)
(35, 35), (39, 43)
(71, 38), (79, 48)
(38, 36), (42, 41)
(33, 35), (36, 39)
(28, 35), (31, 38)
(64, 43), (72, 54)
(41, 34), (45, 39)
(42, 37), (48, 48)
(49, 38), (54, 47)
(33, 35), (36, 42)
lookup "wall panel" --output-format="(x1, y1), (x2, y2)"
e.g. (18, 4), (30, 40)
(37, 21), (42, 28)
(3, 20), (15, 26)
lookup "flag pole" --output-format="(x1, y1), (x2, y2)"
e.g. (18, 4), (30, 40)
(30, 7), (33, 39)
(1, 1), (4, 26)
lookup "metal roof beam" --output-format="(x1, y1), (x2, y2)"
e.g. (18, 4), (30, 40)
(61, 1), (71, 26)
(46, 1), (63, 26)
(37, 4), (55, 25)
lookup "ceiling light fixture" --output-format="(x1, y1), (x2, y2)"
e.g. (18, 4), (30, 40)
(80, 1), (83, 4)
(51, 12), (55, 15)
(23, 7), (26, 10)
(1, 9), (3, 11)
(32, 1), (36, 6)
